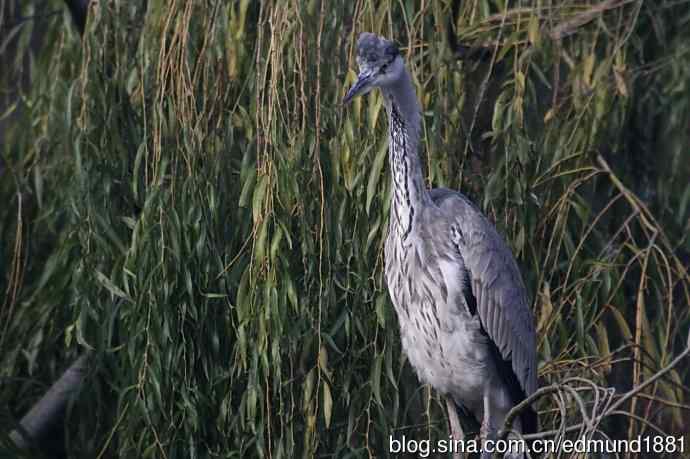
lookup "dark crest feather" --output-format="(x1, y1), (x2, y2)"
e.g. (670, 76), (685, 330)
(356, 33), (399, 63)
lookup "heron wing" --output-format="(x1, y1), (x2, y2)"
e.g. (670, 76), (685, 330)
(430, 187), (538, 398)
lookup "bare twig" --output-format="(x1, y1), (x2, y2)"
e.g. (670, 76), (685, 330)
(500, 329), (690, 441)
(549, 0), (635, 40)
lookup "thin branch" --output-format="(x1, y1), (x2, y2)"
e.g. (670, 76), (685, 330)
(549, 0), (635, 40)
(499, 328), (690, 440)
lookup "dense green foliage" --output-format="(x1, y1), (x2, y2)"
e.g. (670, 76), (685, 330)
(2, 1), (689, 457)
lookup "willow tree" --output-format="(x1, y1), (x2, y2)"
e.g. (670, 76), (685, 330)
(1, 1), (689, 457)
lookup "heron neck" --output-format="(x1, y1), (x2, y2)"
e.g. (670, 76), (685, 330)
(383, 70), (430, 239)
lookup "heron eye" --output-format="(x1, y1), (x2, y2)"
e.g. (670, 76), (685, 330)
(380, 63), (388, 74)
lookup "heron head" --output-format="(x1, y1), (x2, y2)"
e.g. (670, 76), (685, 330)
(343, 33), (404, 104)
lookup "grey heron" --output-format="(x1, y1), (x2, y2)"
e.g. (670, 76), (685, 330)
(343, 33), (538, 457)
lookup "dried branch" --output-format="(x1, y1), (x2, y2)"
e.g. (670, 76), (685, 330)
(549, 0), (636, 40)
(9, 353), (92, 455)
(500, 329), (690, 441)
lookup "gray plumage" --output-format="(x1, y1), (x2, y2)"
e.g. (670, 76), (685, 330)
(344, 33), (538, 455)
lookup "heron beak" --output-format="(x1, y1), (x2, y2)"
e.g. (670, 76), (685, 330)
(343, 71), (374, 104)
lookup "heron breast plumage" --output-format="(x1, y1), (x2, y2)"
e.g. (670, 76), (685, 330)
(385, 210), (494, 406)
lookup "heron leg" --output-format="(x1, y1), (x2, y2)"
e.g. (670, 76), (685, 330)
(480, 392), (493, 459)
(446, 397), (464, 459)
